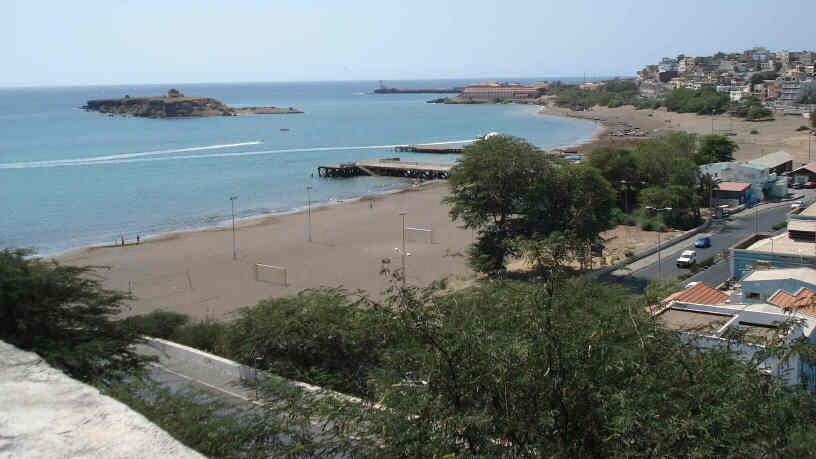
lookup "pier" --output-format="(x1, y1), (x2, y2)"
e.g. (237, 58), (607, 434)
(317, 158), (452, 179)
(394, 144), (464, 154)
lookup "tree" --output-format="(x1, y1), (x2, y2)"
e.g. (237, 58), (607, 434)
(699, 172), (722, 208)
(797, 82), (816, 105)
(270, 278), (816, 457)
(0, 249), (145, 383)
(444, 136), (615, 273)
(696, 134), (739, 164)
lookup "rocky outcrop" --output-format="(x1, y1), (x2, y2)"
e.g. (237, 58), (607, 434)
(82, 90), (302, 119)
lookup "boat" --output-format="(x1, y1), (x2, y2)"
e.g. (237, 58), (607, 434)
(280, 128), (289, 131)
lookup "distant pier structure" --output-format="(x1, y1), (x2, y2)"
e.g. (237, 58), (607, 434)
(394, 144), (464, 154)
(318, 158), (452, 180)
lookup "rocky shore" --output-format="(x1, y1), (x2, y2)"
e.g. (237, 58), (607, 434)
(82, 89), (303, 119)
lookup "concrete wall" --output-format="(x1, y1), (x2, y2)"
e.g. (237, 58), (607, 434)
(731, 249), (816, 280)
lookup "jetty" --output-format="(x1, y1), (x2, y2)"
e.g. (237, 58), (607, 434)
(394, 144), (464, 154)
(317, 158), (452, 179)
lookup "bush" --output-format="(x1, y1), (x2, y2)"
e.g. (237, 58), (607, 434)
(797, 125), (810, 131)
(773, 221), (788, 231)
(121, 310), (190, 339)
(172, 319), (227, 355)
(750, 129), (759, 134)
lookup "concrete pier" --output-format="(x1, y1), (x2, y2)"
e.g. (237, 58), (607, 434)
(318, 158), (452, 179)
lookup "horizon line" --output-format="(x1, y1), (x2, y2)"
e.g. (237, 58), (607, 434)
(0, 74), (636, 90)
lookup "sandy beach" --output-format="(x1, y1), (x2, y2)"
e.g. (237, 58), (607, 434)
(55, 102), (811, 320)
(542, 104), (814, 164)
(57, 181), (473, 320)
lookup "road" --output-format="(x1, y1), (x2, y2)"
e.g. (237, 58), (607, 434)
(601, 191), (815, 292)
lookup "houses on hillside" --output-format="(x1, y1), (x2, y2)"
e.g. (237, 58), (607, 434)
(700, 151), (792, 205)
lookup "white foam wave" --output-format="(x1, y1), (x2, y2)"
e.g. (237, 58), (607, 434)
(0, 139), (475, 169)
(0, 141), (264, 169)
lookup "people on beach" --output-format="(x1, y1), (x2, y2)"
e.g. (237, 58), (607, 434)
(136, 234), (140, 244)
(121, 236), (125, 247)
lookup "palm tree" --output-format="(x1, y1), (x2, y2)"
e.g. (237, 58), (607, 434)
(698, 172), (722, 209)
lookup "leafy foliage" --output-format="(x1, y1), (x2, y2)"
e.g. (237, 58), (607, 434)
(444, 136), (615, 272)
(551, 79), (643, 110)
(220, 288), (389, 397)
(797, 81), (816, 105)
(106, 378), (291, 457)
(734, 95), (773, 120)
(696, 134), (739, 164)
(664, 86), (730, 115)
(0, 248), (145, 383)
(271, 278), (816, 457)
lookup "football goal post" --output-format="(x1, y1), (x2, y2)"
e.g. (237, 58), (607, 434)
(254, 263), (288, 286)
(404, 227), (434, 244)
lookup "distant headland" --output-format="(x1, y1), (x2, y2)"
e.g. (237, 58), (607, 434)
(81, 89), (303, 119)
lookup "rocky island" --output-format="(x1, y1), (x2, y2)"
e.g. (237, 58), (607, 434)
(81, 89), (303, 119)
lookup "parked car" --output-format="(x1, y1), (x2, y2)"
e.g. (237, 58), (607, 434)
(792, 182), (804, 189)
(804, 182), (816, 189)
(676, 250), (697, 268)
(694, 236), (711, 248)
(791, 201), (806, 210)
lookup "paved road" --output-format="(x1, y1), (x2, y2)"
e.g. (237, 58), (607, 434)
(601, 191), (816, 291)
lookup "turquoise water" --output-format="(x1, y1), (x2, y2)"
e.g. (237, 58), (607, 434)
(0, 80), (597, 255)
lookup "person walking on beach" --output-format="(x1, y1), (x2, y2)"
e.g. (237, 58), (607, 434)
(136, 234), (140, 244)
(121, 236), (125, 247)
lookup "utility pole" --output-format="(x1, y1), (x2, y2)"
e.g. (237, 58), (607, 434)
(230, 196), (238, 260)
(647, 206), (672, 280)
(306, 185), (313, 242)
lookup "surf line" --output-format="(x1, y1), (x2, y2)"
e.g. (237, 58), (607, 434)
(0, 141), (264, 169)
(0, 139), (476, 169)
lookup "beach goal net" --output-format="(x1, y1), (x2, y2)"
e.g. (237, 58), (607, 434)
(254, 263), (288, 286)
(404, 227), (434, 244)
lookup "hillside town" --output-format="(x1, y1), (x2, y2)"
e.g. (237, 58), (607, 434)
(637, 46), (816, 113)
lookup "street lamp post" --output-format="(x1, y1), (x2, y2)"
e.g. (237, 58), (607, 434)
(394, 211), (410, 287)
(306, 185), (313, 242)
(647, 206), (672, 280)
(230, 196), (238, 260)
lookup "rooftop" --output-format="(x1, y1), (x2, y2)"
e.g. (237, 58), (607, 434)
(769, 287), (816, 315)
(661, 282), (729, 306)
(717, 181), (752, 192)
(655, 308), (732, 334)
(748, 151), (793, 169)
(798, 201), (816, 217)
(742, 266), (816, 284)
(744, 233), (816, 257)
(793, 161), (816, 176)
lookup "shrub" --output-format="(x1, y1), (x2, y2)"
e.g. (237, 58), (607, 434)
(797, 125), (810, 132)
(121, 310), (190, 339)
(750, 129), (759, 134)
(772, 221), (788, 231)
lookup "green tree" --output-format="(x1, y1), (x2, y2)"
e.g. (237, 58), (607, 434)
(696, 134), (739, 164)
(271, 278), (816, 457)
(0, 248), (145, 383)
(444, 136), (615, 273)
(797, 82), (816, 105)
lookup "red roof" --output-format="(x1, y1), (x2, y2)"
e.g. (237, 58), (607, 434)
(793, 162), (816, 175)
(717, 181), (752, 192)
(768, 287), (816, 316)
(658, 282), (729, 307)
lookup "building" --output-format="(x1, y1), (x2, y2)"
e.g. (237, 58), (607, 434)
(460, 85), (541, 100)
(739, 267), (816, 302)
(712, 181), (751, 206)
(748, 151), (793, 176)
(699, 162), (770, 202)
(781, 81), (803, 102)
(792, 162), (816, 184)
(652, 300), (816, 387)
(768, 286), (816, 311)
(730, 229), (816, 281)
(660, 282), (729, 306)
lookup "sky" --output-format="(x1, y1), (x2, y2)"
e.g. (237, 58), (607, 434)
(3, 0), (815, 87)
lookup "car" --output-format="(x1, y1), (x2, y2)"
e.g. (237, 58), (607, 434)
(804, 182), (816, 189)
(694, 236), (711, 248)
(792, 182), (804, 189)
(676, 250), (697, 268)
(791, 201), (806, 210)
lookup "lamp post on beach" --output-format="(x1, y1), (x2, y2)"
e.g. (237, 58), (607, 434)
(394, 211), (411, 287)
(306, 185), (313, 242)
(647, 206), (672, 280)
(230, 196), (238, 260)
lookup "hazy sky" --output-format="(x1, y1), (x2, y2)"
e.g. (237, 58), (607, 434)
(4, 0), (815, 87)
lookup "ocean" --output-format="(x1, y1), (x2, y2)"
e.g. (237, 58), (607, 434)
(0, 79), (598, 256)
